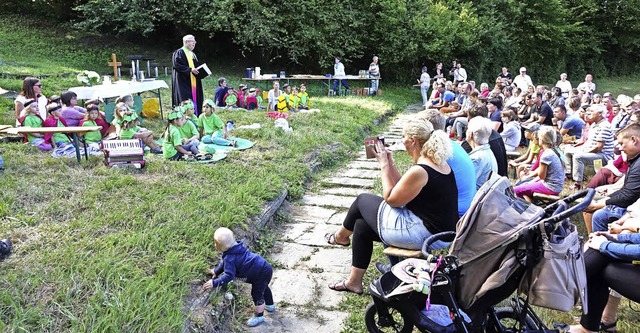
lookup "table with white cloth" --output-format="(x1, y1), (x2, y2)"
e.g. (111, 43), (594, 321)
(69, 80), (169, 118)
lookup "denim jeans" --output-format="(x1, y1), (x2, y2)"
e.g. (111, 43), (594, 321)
(592, 205), (627, 232)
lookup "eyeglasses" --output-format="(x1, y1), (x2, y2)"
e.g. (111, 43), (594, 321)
(34, 84), (42, 87)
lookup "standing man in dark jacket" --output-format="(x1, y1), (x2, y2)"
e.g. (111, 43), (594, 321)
(172, 35), (204, 115)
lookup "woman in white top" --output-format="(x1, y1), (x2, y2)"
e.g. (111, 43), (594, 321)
(14, 77), (47, 124)
(555, 73), (572, 98)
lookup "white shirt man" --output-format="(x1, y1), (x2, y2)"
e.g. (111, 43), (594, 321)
(512, 67), (533, 90)
(453, 63), (467, 82)
(577, 74), (596, 93)
(555, 73), (572, 98)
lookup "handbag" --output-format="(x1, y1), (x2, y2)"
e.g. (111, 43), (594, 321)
(520, 219), (588, 313)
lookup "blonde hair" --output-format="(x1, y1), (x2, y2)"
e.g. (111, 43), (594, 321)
(404, 119), (452, 165)
(114, 102), (128, 120)
(214, 227), (236, 252)
(537, 126), (560, 149)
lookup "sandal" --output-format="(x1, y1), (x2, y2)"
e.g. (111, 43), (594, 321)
(600, 321), (617, 332)
(328, 279), (363, 295)
(324, 232), (350, 247)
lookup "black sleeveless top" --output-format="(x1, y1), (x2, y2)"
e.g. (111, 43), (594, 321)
(406, 164), (459, 234)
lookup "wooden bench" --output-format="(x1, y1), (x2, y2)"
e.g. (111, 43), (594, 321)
(383, 246), (423, 259)
(4, 126), (102, 163)
(532, 192), (562, 204)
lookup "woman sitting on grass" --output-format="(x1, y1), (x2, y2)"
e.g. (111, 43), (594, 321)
(14, 77), (47, 123)
(324, 119), (458, 295)
(60, 91), (86, 127)
(513, 126), (565, 202)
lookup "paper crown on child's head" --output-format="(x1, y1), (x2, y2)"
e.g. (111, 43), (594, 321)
(24, 99), (36, 107)
(123, 113), (138, 122)
(182, 101), (194, 109)
(47, 104), (61, 113)
(167, 109), (184, 120)
(49, 95), (61, 103)
(87, 105), (100, 112)
(83, 98), (103, 107)
(203, 99), (215, 108)
(282, 83), (290, 89)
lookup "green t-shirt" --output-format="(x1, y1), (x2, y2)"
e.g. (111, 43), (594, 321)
(162, 125), (182, 159)
(119, 126), (140, 140)
(82, 120), (102, 143)
(177, 120), (198, 140)
(197, 112), (224, 136)
(53, 119), (70, 143)
(23, 115), (43, 142)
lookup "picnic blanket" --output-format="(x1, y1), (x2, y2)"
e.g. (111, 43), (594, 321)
(198, 137), (254, 152)
(187, 151), (227, 163)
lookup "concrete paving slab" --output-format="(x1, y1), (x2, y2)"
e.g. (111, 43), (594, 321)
(290, 205), (336, 224)
(347, 160), (380, 170)
(301, 194), (357, 208)
(322, 177), (375, 188)
(341, 169), (379, 179)
(295, 223), (342, 247)
(320, 187), (365, 197)
(250, 309), (348, 333)
(327, 212), (348, 225)
(280, 223), (316, 243)
(270, 242), (317, 269)
(300, 247), (352, 274)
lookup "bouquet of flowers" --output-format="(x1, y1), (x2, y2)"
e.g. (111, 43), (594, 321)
(77, 70), (101, 86)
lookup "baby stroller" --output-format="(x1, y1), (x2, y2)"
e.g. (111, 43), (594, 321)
(366, 175), (594, 333)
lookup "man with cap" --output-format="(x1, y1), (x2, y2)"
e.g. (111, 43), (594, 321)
(512, 67), (533, 90)
(172, 34), (204, 115)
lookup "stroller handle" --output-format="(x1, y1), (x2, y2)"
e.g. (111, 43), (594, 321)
(422, 231), (456, 257)
(539, 188), (595, 232)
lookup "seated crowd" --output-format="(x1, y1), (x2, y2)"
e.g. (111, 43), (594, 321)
(12, 76), (314, 160)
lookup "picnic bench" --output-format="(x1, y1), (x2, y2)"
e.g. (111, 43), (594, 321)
(2, 126), (102, 163)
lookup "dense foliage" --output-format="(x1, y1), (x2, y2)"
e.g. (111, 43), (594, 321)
(2, 0), (640, 83)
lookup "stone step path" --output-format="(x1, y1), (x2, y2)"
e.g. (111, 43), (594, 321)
(250, 104), (422, 332)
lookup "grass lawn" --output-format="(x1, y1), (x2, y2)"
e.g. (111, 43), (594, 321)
(3, 13), (640, 333)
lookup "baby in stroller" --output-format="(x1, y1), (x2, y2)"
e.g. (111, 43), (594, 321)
(366, 175), (594, 333)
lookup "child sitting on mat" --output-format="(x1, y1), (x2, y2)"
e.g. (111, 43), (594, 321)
(162, 109), (199, 160)
(198, 99), (236, 147)
(18, 99), (51, 150)
(223, 87), (238, 109)
(180, 100), (198, 126)
(203, 227), (275, 327)
(245, 88), (258, 111)
(118, 112), (163, 154)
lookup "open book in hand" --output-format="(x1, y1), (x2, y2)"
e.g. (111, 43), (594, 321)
(365, 135), (385, 159)
(195, 63), (211, 79)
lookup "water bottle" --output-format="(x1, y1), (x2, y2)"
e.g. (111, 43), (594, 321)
(0, 155), (4, 170)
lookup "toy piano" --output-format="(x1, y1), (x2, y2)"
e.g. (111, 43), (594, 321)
(101, 139), (145, 168)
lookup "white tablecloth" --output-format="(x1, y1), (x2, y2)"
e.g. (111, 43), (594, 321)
(68, 80), (169, 100)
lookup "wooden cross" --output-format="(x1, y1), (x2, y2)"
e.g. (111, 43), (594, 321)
(107, 53), (122, 80)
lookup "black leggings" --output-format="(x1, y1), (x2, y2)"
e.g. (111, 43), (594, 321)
(580, 249), (640, 331)
(343, 193), (384, 269)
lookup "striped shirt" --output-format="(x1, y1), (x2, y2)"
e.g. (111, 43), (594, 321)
(585, 119), (615, 160)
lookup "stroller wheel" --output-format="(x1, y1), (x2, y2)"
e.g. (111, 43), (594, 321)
(489, 307), (537, 333)
(364, 303), (413, 333)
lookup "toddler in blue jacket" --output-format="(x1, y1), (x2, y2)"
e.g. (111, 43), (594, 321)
(203, 227), (275, 327)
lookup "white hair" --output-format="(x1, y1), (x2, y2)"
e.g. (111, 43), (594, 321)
(182, 34), (195, 43)
(467, 117), (492, 145)
(214, 227), (236, 252)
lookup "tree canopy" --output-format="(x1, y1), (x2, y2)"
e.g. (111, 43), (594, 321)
(4, 0), (639, 83)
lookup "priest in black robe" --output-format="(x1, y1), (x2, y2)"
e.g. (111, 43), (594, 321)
(172, 35), (204, 115)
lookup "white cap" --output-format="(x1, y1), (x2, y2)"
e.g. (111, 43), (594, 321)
(519, 67), (527, 72)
